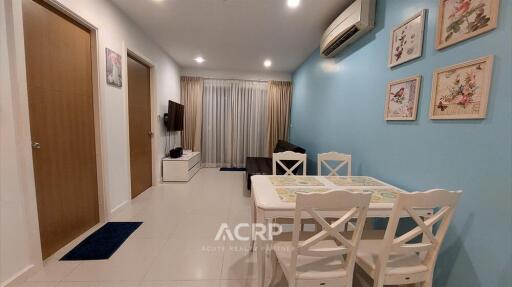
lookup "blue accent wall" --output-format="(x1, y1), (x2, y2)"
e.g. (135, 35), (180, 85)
(290, 1), (511, 286)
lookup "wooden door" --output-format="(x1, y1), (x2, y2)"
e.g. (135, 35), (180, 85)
(22, 0), (99, 258)
(127, 55), (152, 198)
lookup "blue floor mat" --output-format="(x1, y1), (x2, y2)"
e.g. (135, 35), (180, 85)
(61, 222), (142, 261)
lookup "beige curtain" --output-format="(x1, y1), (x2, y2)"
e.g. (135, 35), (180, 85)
(181, 76), (203, 151)
(202, 79), (268, 167)
(266, 81), (293, 156)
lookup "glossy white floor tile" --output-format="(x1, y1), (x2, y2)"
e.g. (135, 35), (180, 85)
(219, 279), (258, 287)
(140, 281), (219, 287)
(144, 238), (225, 281)
(220, 243), (258, 280)
(56, 282), (140, 287)
(19, 283), (58, 287)
(63, 238), (166, 282)
(21, 168), (265, 287)
(27, 262), (80, 282)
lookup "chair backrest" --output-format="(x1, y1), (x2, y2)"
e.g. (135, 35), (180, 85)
(290, 190), (372, 282)
(379, 189), (462, 271)
(317, 152), (352, 176)
(272, 151), (307, 176)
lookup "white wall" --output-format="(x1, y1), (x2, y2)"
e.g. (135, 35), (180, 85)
(1, 2), (40, 284)
(182, 68), (291, 82)
(0, 0), (181, 285)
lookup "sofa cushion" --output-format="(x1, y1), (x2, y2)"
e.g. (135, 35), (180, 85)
(274, 140), (306, 154)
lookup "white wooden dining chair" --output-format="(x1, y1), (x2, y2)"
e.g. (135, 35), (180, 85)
(269, 190), (372, 287)
(355, 189), (462, 287)
(317, 152), (352, 176)
(273, 151), (307, 176)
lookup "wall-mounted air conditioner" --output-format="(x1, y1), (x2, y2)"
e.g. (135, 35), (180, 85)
(320, 0), (376, 58)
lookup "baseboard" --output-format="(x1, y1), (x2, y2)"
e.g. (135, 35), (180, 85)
(110, 199), (129, 215)
(1, 264), (35, 287)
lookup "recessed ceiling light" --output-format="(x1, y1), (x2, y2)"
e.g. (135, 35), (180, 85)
(263, 59), (272, 68)
(287, 0), (300, 8)
(194, 56), (205, 64)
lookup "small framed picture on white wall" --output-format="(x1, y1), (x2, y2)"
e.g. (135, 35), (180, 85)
(106, 48), (122, 88)
(388, 10), (427, 68)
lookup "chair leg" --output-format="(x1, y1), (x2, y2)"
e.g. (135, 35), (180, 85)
(421, 273), (433, 287)
(249, 195), (256, 252)
(249, 237), (255, 252)
(372, 273), (385, 287)
(353, 266), (373, 287)
(269, 252), (283, 286)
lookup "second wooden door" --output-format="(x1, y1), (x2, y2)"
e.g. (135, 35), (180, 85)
(127, 55), (152, 198)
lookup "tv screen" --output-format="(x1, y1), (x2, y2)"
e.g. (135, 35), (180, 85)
(167, 100), (184, 131)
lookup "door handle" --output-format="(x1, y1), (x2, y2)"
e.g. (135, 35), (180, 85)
(148, 131), (154, 136)
(32, 142), (41, 149)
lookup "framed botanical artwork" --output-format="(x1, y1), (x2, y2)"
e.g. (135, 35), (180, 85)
(106, 48), (122, 88)
(388, 10), (426, 68)
(385, 75), (421, 121)
(429, 55), (494, 119)
(436, 0), (500, 50)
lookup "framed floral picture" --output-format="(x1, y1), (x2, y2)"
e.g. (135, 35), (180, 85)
(388, 10), (426, 68)
(436, 0), (500, 50)
(385, 75), (421, 121)
(106, 48), (122, 88)
(429, 55), (494, 119)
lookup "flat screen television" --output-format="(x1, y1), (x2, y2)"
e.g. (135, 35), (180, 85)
(165, 100), (184, 131)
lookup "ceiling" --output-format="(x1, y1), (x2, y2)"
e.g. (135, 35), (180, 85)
(111, 0), (352, 73)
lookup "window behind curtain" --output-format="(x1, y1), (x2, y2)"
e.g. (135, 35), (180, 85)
(202, 79), (268, 168)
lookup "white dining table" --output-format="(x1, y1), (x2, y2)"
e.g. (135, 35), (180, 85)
(250, 175), (434, 287)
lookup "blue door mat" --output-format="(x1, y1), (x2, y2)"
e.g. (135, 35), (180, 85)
(61, 222), (142, 261)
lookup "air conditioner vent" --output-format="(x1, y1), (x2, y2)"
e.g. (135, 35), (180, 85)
(322, 25), (360, 57)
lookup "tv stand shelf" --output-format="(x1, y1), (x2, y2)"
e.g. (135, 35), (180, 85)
(162, 152), (201, 182)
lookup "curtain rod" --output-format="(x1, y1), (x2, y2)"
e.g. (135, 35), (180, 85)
(200, 77), (270, 83)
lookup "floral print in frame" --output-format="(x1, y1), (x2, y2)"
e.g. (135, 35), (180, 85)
(436, 0), (500, 50)
(388, 10), (426, 68)
(385, 75), (422, 121)
(429, 55), (494, 119)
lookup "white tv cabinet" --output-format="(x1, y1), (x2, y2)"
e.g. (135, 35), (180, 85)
(162, 152), (201, 182)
